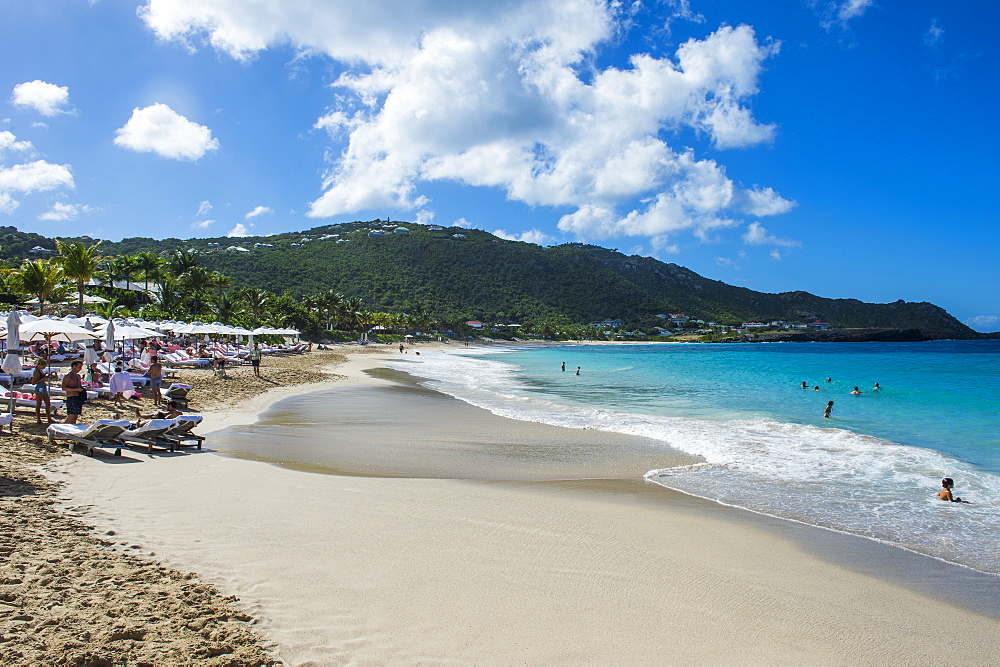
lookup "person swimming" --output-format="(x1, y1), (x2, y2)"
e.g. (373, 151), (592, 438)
(824, 400), (834, 418)
(873, 382), (880, 391)
(850, 386), (863, 395)
(800, 381), (808, 389)
(813, 386), (822, 391)
(937, 477), (969, 503)
(824, 377), (832, 383)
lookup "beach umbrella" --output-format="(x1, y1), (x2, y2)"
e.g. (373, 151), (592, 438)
(104, 319), (116, 360)
(83, 319), (99, 366)
(2, 311), (22, 416)
(20, 318), (100, 344)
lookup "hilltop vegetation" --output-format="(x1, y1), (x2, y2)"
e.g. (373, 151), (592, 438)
(0, 221), (979, 339)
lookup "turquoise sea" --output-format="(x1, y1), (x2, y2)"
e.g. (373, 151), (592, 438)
(383, 341), (1000, 576)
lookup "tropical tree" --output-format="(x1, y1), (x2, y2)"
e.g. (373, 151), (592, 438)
(211, 291), (245, 324)
(133, 251), (164, 294)
(241, 287), (273, 324)
(166, 249), (199, 280)
(10, 259), (69, 315)
(155, 277), (186, 317)
(57, 239), (104, 316)
(178, 265), (215, 317)
(104, 254), (140, 291)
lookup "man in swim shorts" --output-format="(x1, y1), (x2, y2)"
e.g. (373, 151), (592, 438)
(61, 360), (85, 424)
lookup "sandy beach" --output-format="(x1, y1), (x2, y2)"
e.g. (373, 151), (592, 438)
(23, 345), (999, 664)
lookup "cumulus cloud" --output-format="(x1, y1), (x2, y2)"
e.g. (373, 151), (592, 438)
(414, 209), (435, 225)
(227, 222), (252, 237)
(114, 103), (220, 161)
(11, 80), (72, 116)
(197, 200), (213, 215)
(139, 1), (791, 247)
(740, 186), (796, 216)
(964, 315), (999, 333)
(742, 221), (800, 248)
(192, 219), (215, 229)
(0, 155), (74, 214)
(493, 228), (556, 245)
(0, 131), (34, 157)
(451, 217), (473, 228)
(245, 205), (272, 219)
(38, 202), (94, 221)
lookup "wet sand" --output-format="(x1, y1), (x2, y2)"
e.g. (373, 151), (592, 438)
(48, 349), (1000, 663)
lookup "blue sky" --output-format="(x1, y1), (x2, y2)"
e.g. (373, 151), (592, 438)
(1, 0), (997, 330)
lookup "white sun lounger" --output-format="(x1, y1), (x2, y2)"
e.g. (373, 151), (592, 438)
(0, 390), (65, 412)
(163, 415), (205, 449)
(118, 418), (177, 454)
(47, 419), (131, 457)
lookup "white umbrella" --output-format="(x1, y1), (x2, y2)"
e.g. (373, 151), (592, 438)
(173, 323), (220, 335)
(105, 324), (164, 341)
(2, 311), (22, 415)
(20, 318), (101, 344)
(104, 319), (116, 360)
(83, 319), (99, 365)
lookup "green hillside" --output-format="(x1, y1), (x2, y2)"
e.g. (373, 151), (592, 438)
(97, 221), (973, 337)
(2, 221), (978, 337)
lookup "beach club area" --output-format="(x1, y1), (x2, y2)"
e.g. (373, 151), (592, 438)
(1, 322), (998, 663)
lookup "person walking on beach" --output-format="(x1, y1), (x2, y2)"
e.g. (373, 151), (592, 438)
(250, 342), (262, 378)
(61, 360), (85, 424)
(824, 401), (834, 418)
(31, 360), (54, 424)
(937, 477), (969, 503)
(148, 356), (164, 405)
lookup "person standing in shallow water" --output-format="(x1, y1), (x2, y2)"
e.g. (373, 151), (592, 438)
(824, 401), (834, 418)
(561, 362), (565, 371)
(575, 367), (581, 375)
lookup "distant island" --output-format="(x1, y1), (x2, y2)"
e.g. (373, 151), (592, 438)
(2, 222), (990, 342)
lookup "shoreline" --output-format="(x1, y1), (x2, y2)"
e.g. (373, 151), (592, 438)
(45, 346), (1000, 662)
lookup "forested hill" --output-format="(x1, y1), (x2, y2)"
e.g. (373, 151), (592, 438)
(7, 221), (978, 337)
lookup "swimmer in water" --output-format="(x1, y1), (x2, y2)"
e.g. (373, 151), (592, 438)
(873, 382), (880, 391)
(824, 401), (834, 418)
(575, 367), (581, 375)
(813, 386), (822, 391)
(801, 381), (808, 389)
(824, 377), (832, 383)
(851, 386), (863, 395)
(937, 477), (969, 503)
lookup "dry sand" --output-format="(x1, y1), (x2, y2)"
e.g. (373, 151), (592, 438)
(39, 347), (1000, 664)
(0, 347), (365, 665)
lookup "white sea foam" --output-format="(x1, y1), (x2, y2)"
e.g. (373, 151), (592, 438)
(387, 348), (1000, 575)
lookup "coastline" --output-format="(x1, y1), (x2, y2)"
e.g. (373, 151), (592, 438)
(45, 346), (1000, 663)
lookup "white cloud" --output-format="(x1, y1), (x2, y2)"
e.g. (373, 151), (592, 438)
(0, 131), (34, 157)
(114, 103), (220, 161)
(0, 160), (74, 195)
(227, 222), (252, 237)
(493, 228), (556, 245)
(192, 219), (215, 229)
(0, 193), (17, 214)
(740, 186), (796, 216)
(964, 315), (999, 333)
(451, 217), (473, 228)
(924, 18), (944, 48)
(414, 209), (435, 225)
(11, 80), (72, 116)
(810, 0), (874, 31)
(769, 249), (783, 260)
(742, 221), (800, 247)
(245, 205), (272, 219)
(140, 2), (790, 247)
(197, 200), (213, 215)
(38, 202), (93, 221)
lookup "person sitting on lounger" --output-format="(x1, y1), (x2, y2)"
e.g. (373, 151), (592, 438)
(133, 400), (183, 426)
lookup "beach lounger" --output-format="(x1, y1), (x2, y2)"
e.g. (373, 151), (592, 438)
(0, 413), (13, 433)
(163, 415), (205, 449)
(47, 419), (131, 457)
(118, 419), (177, 454)
(0, 390), (64, 412)
(164, 383), (192, 406)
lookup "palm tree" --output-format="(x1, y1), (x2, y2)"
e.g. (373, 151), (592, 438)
(241, 287), (273, 324)
(10, 259), (68, 315)
(211, 291), (245, 324)
(155, 277), (186, 316)
(210, 271), (232, 298)
(133, 251), (164, 295)
(56, 239), (104, 316)
(166, 249), (199, 280)
(105, 254), (140, 291)
(179, 265), (215, 317)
